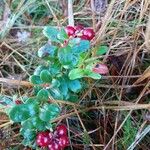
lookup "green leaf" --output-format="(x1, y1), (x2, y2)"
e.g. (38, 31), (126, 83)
(20, 128), (36, 140)
(48, 87), (63, 100)
(33, 86), (43, 95)
(21, 120), (34, 130)
(77, 53), (88, 67)
(86, 72), (101, 79)
(38, 44), (57, 58)
(0, 95), (13, 106)
(58, 77), (68, 97)
(51, 79), (60, 88)
(69, 68), (84, 80)
(69, 38), (81, 46)
(43, 26), (59, 42)
(37, 89), (49, 102)
(96, 45), (108, 55)
(69, 94), (79, 102)
(46, 122), (53, 130)
(49, 61), (61, 76)
(39, 110), (55, 122)
(47, 104), (60, 114)
(72, 40), (90, 54)
(69, 68), (101, 80)
(39, 103), (60, 121)
(29, 75), (43, 85)
(58, 46), (78, 68)
(27, 102), (39, 116)
(9, 105), (31, 122)
(31, 117), (46, 131)
(40, 70), (52, 83)
(68, 79), (82, 93)
(34, 65), (48, 76)
(22, 138), (33, 147)
(82, 69), (91, 76)
(57, 28), (68, 42)
(25, 97), (35, 104)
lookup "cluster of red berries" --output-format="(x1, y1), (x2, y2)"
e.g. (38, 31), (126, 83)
(36, 124), (69, 150)
(65, 25), (95, 41)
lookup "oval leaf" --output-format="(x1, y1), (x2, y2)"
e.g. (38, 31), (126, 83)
(68, 79), (82, 93)
(69, 68), (84, 80)
(9, 105), (31, 122)
(29, 75), (43, 85)
(43, 26), (59, 42)
(37, 89), (49, 102)
(96, 45), (108, 55)
(40, 70), (52, 83)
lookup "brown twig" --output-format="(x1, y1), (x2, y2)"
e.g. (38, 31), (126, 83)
(0, 78), (33, 88)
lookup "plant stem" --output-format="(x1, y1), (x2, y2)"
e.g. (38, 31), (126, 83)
(68, 0), (74, 26)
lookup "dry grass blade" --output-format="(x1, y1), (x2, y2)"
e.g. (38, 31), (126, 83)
(127, 125), (150, 150)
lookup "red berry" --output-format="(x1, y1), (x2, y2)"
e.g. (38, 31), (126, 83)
(65, 26), (76, 37)
(78, 35), (88, 40)
(48, 141), (61, 150)
(56, 124), (67, 137)
(82, 28), (95, 40)
(58, 136), (69, 148)
(92, 64), (109, 75)
(74, 25), (84, 31)
(15, 100), (22, 104)
(49, 132), (53, 139)
(36, 131), (51, 147)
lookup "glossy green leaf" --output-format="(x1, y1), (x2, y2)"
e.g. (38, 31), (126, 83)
(34, 65), (48, 76)
(57, 28), (68, 42)
(58, 46), (78, 68)
(51, 79), (60, 88)
(39, 103), (60, 122)
(40, 70), (52, 83)
(38, 44), (57, 58)
(27, 102), (39, 116)
(96, 45), (108, 55)
(48, 87), (63, 100)
(29, 75), (43, 85)
(49, 61), (61, 76)
(39, 110), (55, 122)
(22, 138), (33, 147)
(21, 120), (34, 130)
(69, 68), (101, 80)
(58, 78), (68, 97)
(43, 26), (59, 42)
(37, 89), (49, 102)
(9, 105), (30, 122)
(0, 95), (13, 106)
(72, 40), (90, 53)
(69, 38), (81, 46)
(46, 122), (53, 130)
(31, 117), (46, 131)
(48, 103), (60, 114)
(20, 128), (36, 140)
(69, 68), (84, 80)
(25, 98), (36, 104)
(68, 79), (82, 93)
(33, 86), (42, 95)
(69, 94), (79, 102)
(86, 72), (101, 79)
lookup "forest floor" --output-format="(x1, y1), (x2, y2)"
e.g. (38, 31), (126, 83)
(0, 0), (150, 150)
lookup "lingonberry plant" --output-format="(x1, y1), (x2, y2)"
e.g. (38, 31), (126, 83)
(7, 25), (109, 149)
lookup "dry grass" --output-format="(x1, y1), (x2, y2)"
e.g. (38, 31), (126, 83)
(0, 0), (150, 149)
